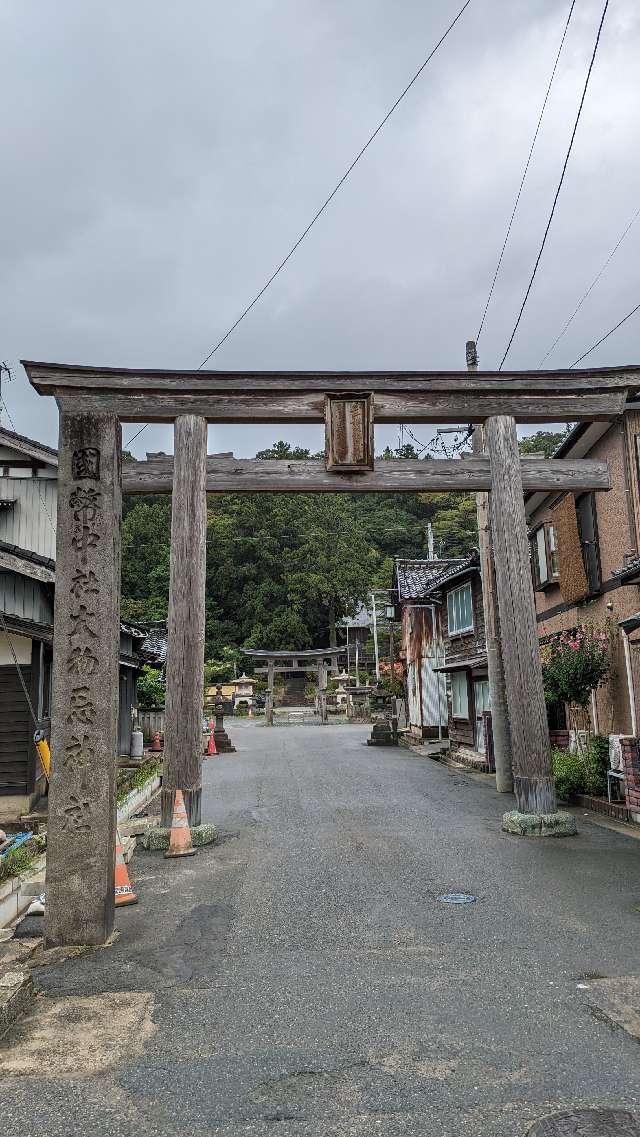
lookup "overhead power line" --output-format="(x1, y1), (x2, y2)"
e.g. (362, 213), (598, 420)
(476, 0), (576, 344)
(571, 299), (640, 367)
(539, 203), (640, 365)
(197, 0), (475, 369)
(126, 0), (476, 449)
(499, 0), (610, 370)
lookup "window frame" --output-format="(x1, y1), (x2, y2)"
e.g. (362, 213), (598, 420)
(450, 671), (470, 720)
(446, 582), (474, 636)
(576, 491), (602, 596)
(530, 522), (560, 590)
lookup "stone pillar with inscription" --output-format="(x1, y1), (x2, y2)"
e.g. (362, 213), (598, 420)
(45, 412), (122, 947)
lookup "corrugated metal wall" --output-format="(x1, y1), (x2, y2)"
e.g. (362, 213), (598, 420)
(0, 573), (53, 626)
(0, 477), (57, 560)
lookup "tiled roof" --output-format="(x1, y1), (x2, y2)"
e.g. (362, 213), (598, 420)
(613, 556), (640, 581)
(339, 603), (372, 629)
(395, 555), (477, 601)
(139, 622), (168, 664)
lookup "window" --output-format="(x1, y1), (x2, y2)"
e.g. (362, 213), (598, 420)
(451, 672), (469, 719)
(576, 492), (601, 594)
(447, 583), (473, 634)
(530, 523), (559, 589)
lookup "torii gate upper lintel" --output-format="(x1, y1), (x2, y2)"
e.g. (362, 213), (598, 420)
(22, 359), (640, 947)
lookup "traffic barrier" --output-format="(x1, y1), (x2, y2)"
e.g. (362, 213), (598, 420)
(114, 829), (138, 906)
(164, 790), (196, 859)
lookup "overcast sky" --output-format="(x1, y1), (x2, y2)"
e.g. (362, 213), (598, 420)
(1, 0), (638, 457)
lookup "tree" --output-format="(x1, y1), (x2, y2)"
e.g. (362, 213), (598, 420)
(417, 493), (478, 557)
(256, 441), (313, 459)
(519, 429), (570, 457)
(136, 665), (165, 709)
(120, 441), (441, 657)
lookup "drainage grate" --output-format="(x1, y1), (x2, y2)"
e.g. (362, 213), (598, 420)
(438, 892), (477, 905)
(528, 1109), (640, 1136)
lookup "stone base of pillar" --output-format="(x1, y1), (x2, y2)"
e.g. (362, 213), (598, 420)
(213, 729), (236, 753)
(502, 810), (578, 837)
(141, 823), (218, 851)
(366, 722), (399, 747)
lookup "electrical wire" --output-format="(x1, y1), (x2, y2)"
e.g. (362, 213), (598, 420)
(125, 1), (476, 450)
(499, 0), (610, 370)
(570, 299), (640, 367)
(539, 203), (640, 365)
(197, 0), (475, 370)
(476, 0), (576, 343)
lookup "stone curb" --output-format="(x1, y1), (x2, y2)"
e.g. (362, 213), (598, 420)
(0, 970), (35, 1039)
(502, 810), (578, 837)
(139, 823), (218, 851)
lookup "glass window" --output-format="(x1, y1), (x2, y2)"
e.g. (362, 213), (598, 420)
(576, 493), (601, 594)
(536, 527), (548, 584)
(548, 524), (559, 579)
(447, 584), (473, 634)
(451, 672), (469, 718)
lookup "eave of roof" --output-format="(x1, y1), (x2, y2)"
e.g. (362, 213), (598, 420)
(0, 426), (58, 466)
(433, 653), (487, 673)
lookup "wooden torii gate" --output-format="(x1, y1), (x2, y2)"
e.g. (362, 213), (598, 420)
(21, 359), (640, 947)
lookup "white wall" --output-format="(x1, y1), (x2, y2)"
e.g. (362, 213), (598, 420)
(0, 632), (32, 665)
(0, 477), (57, 560)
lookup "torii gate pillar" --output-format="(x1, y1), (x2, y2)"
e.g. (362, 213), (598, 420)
(161, 415), (208, 828)
(486, 416), (575, 833)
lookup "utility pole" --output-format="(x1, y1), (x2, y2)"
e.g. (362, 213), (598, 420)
(427, 522), (435, 560)
(355, 637), (360, 686)
(467, 340), (513, 793)
(371, 591), (380, 681)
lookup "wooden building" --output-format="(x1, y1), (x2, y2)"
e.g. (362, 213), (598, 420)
(431, 552), (489, 758)
(0, 427), (149, 822)
(395, 558), (454, 740)
(397, 554), (489, 756)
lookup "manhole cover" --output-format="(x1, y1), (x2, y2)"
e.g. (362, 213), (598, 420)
(528, 1109), (640, 1136)
(438, 892), (476, 905)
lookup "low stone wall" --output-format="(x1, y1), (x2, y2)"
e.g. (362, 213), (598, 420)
(621, 737), (640, 821)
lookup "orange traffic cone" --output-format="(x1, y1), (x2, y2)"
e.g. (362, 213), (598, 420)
(164, 789), (197, 859)
(114, 829), (138, 906)
(207, 730), (217, 757)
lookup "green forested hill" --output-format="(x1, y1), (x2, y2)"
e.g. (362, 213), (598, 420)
(121, 431), (566, 658)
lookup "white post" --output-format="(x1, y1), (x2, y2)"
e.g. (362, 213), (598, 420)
(622, 628), (637, 736)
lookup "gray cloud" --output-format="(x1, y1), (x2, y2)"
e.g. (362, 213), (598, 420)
(1, 0), (638, 458)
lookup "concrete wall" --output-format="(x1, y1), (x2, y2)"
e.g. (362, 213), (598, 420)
(0, 632), (32, 665)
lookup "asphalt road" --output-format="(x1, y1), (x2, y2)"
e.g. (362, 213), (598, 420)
(3, 721), (640, 1136)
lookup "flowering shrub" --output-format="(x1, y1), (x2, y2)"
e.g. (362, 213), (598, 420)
(540, 624), (611, 710)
